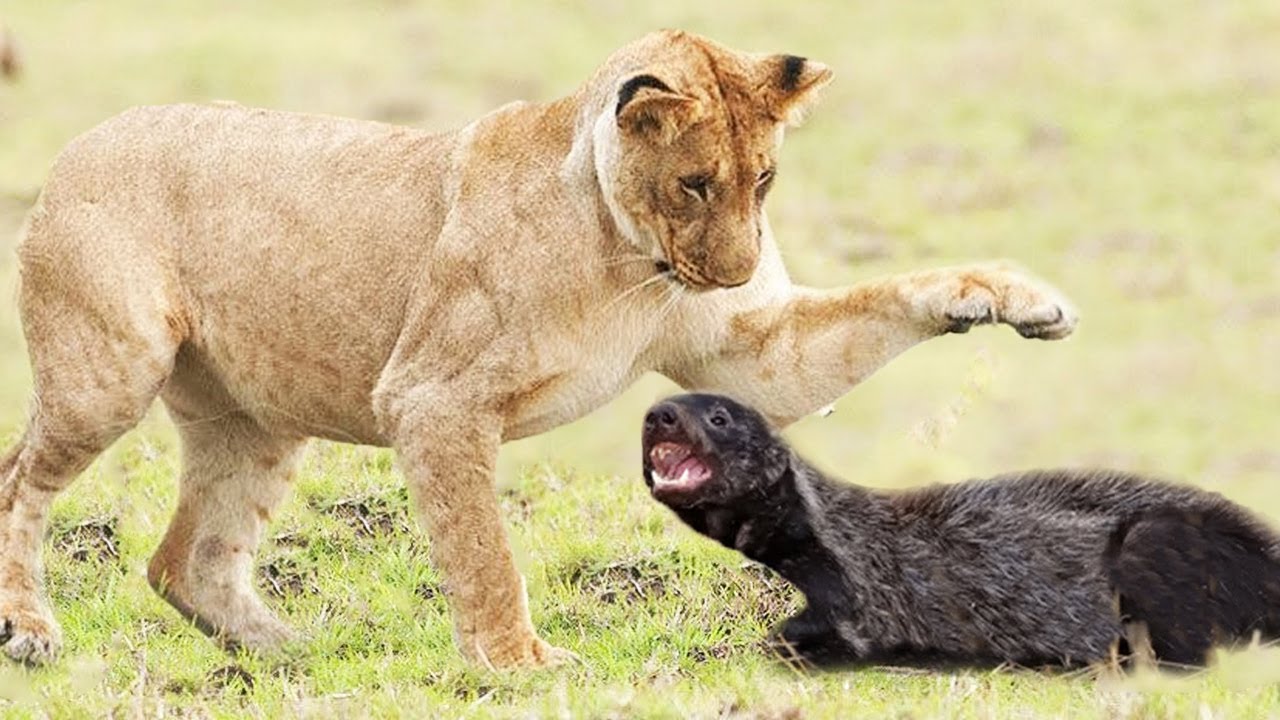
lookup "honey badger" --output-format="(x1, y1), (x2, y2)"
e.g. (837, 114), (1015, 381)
(641, 393), (1280, 668)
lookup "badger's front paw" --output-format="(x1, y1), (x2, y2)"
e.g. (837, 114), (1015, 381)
(768, 611), (843, 666)
(926, 263), (1078, 340)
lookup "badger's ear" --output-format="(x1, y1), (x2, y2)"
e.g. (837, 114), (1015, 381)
(615, 73), (703, 144)
(760, 54), (833, 127)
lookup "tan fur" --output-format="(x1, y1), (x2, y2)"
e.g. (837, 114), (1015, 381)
(0, 30), (1076, 667)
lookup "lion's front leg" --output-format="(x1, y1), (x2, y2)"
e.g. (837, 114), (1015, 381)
(391, 405), (574, 669)
(670, 262), (1077, 425)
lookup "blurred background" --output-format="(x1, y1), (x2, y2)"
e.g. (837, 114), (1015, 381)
(0, 0), (1277, 508)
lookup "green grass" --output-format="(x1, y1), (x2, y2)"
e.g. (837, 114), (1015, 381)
(2, 0), (1280, 716)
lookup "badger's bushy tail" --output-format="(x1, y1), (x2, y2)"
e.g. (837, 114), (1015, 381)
(1107, 504), (1280, 667)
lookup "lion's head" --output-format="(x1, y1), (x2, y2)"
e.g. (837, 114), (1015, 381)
(591, 31), (832, 291)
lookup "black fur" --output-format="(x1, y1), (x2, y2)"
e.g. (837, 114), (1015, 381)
(641, 393), (1280, 669)
(779, 55), (807, 92)
(616, 74), (674, 117)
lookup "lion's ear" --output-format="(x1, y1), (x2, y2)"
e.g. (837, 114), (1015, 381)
(615, 73), (703, 144)
(761, 55), (833, 127)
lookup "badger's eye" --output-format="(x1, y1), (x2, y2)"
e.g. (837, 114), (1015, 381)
(708, 408), (731, 427)
(679, 174), (711, 201)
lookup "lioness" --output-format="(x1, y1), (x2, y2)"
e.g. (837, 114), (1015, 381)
(0, 30), (1075, 667)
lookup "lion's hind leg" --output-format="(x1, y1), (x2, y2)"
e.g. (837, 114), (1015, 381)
(147, 400), (305, 655)
(1, 215), (182, 664)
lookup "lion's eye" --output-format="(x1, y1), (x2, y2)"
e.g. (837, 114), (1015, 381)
(679, 175), (711, 201)
(755, 168), (776, 202)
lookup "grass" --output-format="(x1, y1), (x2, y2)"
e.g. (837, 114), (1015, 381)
(1, 0), (1279, 716)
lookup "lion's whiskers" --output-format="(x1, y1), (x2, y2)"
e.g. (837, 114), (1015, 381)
(602, 253), (659, 269)
(657, 282), (684, 324)
(604, 272), (668, 312)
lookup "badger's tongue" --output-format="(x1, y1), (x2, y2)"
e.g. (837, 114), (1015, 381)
(650, 442), (689, 476)
(651, 455), (712, 493)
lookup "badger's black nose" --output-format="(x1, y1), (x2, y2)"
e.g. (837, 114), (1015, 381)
(644, 402), (680, 431)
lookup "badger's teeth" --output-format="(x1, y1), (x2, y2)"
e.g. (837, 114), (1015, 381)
(652, 464), (696, 489)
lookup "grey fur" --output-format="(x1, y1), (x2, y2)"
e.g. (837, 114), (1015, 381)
(641, 393), (1280, 668)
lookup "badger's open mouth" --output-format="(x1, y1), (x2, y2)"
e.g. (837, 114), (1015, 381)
(648, 442), (712, 495)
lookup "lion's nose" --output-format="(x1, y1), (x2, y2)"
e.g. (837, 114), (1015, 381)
(709, 242), (758, 288)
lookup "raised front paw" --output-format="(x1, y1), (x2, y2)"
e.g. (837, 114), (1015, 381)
(930, 263), (1078, 340)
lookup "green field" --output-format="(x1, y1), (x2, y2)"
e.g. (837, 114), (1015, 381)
(1, 0), (1279, 717)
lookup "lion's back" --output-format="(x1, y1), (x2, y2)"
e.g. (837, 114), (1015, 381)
(39, 103), (448, 216)
(16, 103), (459, 443)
